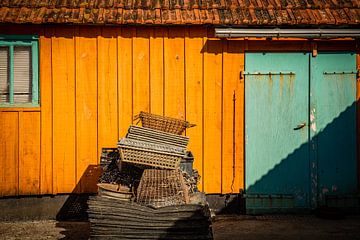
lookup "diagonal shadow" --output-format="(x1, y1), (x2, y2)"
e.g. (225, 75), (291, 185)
(246, 100), (359, 214)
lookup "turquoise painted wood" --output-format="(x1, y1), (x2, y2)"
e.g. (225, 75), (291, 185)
(0, 36), (39, 107)
(245, 52), (358, 213)
(310, 53), (357, 206)
(31, 41), (39, 104)
(245, 53), (311, 211)
(9, 45), (14, 104)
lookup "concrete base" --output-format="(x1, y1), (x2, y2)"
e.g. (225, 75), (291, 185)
(206, 194), (245, 214)
(0, 193), (246, 221)
(0, 194), (92, 221)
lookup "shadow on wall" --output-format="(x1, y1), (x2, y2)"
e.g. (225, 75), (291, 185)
(55, 165), (101, 239)
(246, 100), (359, 211)
(56, 165), (101, 220)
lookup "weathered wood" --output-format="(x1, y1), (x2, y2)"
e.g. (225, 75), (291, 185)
(75, 26), (99, 193)
(0, 112), (19, 196)
(39, 26), (53, 195)
(133, 27), (150, 115)
(52, 26), (76, 194)
(98, 27), (119, 161)
(19, 111), (41, 195)
(150, 27), (164, 115)
(203, 31), (222, 193)
(222, 40), (245, 193)
(185, 27), (205, 191)
(118, 27), (135, 136)
(164, 27), (185, 120)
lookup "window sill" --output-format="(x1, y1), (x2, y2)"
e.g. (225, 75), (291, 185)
(0, 105), (40, 112)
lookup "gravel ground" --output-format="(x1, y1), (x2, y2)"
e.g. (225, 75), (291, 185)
(213, 215), (360, 240)
(0, 215), (360, 240)
(0, 221), (89, 240)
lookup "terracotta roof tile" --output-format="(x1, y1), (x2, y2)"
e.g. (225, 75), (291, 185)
(0, 0), (358, 26)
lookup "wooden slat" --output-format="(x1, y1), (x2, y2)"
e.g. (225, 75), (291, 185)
(185, 27), (205, 191)
(39, 26), (53, 194)
(118, 27), (135, 137)
(0, 112), (19, 196)
(133, 27), (150, 116)
(19, 111), (41, 195)
(164, 28), (185, 119)
(203, 34), (223, 193)
(150, 27), (164, 115)
(52, 26), (76, 194)
(75, 26), (100, 193)
(221, 40), (245, 194)
(98, 27), (119, 160)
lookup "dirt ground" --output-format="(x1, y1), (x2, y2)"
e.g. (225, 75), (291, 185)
(0, 215), (360, 240)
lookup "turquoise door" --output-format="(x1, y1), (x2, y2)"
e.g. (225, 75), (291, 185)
(245, 52), (357, 213)
(311, 53), (357, 207)
(245, 53), (311, 213)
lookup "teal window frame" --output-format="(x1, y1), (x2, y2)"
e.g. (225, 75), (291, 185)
(0, 35), (39, 107)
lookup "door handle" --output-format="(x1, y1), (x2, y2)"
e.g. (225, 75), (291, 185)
(293, 123), (306, 130)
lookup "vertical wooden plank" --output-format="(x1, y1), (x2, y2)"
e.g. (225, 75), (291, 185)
(203, 31), (222, 193)
(164, 27), (185, 119)
(40, 27), (53, 194)
(0, 112), (19, 196)
(185, 27), (205, 191)
(222, 40), (245, 193)
(52, 26), (76, 194)
(98, 27), (118, 160)
(133, 28), (150, 115)
(150, 27), (164, 115)
(118, 27), (134, 137)
(75, 26), (99, 193)
(19, 112), (41, 195)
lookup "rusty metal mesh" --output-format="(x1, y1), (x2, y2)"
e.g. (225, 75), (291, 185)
(136, 169), (189, 208)
(118, 138), (184, 169)
(135, 111), (195, 135)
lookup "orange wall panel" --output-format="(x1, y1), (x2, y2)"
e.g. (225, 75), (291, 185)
(222, 41), (245, 193)
(98, 27), (119, 159)
(52, 27), (76, 194)
(203, 36), (223, 193)
(0, 112), (19, 196)
(0, 26), (249, 196)
(150, 28), (164, 115)
(164, 28), (185, 120)
(19, 112), (41, 195)
(118, 27), (135, 136)
(185, 27), (206, 191)
(39, 27), (53, 195)
(133, 28), (150, 115)
(75, 27), (100, 193)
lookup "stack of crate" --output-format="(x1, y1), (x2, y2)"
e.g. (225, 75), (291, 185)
(88, 111), (213, 239)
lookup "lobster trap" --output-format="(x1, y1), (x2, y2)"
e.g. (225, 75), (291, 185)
(136, 169), (189, 208)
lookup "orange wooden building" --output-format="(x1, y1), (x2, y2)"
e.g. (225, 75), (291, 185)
(0, 0), (359, 215)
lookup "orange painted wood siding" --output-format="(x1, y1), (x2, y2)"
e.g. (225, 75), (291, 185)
(1, 25), (356, 197)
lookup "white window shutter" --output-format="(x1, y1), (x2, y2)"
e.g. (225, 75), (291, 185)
(13, 46), (32, 103)
(0, 47), (9, 103)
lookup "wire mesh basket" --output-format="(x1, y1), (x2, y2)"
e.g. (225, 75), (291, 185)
(127, 125), (189, 149)
(118, 138), (185, 169)
(135, 111), (196, 135)
(136, 169), (189, 208)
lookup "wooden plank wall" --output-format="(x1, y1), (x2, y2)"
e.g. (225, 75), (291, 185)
(3, 26), (357, 197)
(0, 25), (244, 196)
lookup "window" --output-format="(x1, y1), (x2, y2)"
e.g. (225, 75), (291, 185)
(0, 35), (39, 106)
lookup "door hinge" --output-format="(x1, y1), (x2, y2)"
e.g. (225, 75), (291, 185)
(243, 71), (295, 76)
(323, 71), (359, 76)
